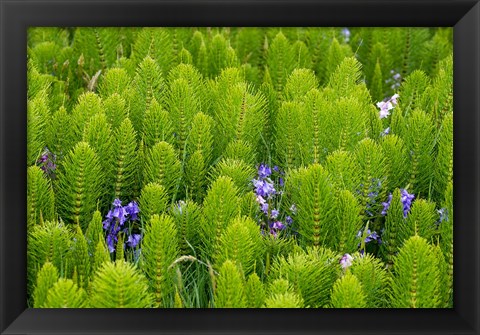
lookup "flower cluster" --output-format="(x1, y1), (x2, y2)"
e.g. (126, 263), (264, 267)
(340, 253), (354, 270)
(252, 163), (292, 237)
(102, 198), (141, 253)
(381, 189), (415, 218)
(36, 147), (57, 178)
(376, 93), (399, 119)
(386, 70), (402, 90)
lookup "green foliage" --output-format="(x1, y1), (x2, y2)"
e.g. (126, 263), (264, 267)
(245, 273), (266, 308)
(201, 176), (241, 260)
(353, 138), (387, 213)
(266, 32), (296, 95)
(98, 67), (132, 97)
(56, 142), (104, 228)
(43, 278), (88, 308)
(45, 106), (75, 159)
(433, 113), (453, 202)
(70, 224), (91, 289)
(404, 199), (437, 243)
(141, 214), (180, 307)
(211, 78), (267, 160)
(142, 98), (175, 148)
(440, 181), (453, 306)
(330, 273), (367, 308)
(27, 220), (73, 294)
(27, 96), (49, 166)
(85, 210), (104, 256)
(171, 200), (203, 256)
(349, 253), (389, 307)
(380, 135), (409, 191)
(223, 140), (256, 165)
(333, 190), (363, 254)
(131, 28), (173, 75)
(288, 164), (336, 248)
(214, 216), (262, 275)
(381, 189), (405, 266)
(33, 262), (59, 308)
(187, 112), (214, 165)
(90, 260), (154, 308)
(92, 236), (111, 275)
(27, 166), (55, 228)
(143, 141), (182, 199)
(130, 56), (165, 135)
(110, 118), (138, 200)
(402, 109), (435, 197)
(270, 247), (338, 308)
(211, 158), (256, 195)
(398, 70), (430, 117)
(264, 278), (304, 308)
(70, 92), (103, 143)
(284, 68), (318, 101)
(214, 260), (246, 308)
(139, 182), (169, 223)
(102, 93), (129, 131)
(325, 150), (360, 194)
(27, 27), (453, 309)
(390, 235), (441, 308)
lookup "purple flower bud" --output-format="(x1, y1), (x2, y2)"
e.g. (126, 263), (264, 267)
(286, 216), (293, 225)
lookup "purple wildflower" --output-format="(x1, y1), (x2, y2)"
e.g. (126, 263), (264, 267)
(340, 253), (354, 269)
(125, 201), (140, 221)
(286, 216), (293, 225)
(253, 179), (276, 198)
(376, 94), (400, 119)
(256, 195), (266, 205)
(271, 221), (285, 230)
(381, 194), (393, 215)
(258, 163), (272, 179)
(273, 165), (280, 172)
(271, 209), (279, 219)
(106, 233), (117, 253)
(36, 147), (57, 177)
(279, 177), (284, 187)
(381, 189), (415, 218)
(127, 234), (142, 247)
(381, 127), (390, 137)
(357, 229), (382, 246)
(261, 203), (269, 215)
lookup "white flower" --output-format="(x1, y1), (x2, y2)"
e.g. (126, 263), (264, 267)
(340, 253), (354, 269)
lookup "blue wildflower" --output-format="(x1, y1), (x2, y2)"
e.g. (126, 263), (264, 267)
(127, 234), (142, 248)
(125, 201), (140, 221)
(258, 163), (272, 179)
(381, 189), (415, 218)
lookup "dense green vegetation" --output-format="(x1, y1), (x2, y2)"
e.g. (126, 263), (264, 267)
(27, 27), (452, 308)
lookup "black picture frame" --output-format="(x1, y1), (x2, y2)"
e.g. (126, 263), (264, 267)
(1, 0), (479, 334)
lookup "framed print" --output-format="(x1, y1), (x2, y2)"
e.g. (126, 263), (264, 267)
(1, 0), (479, 334)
